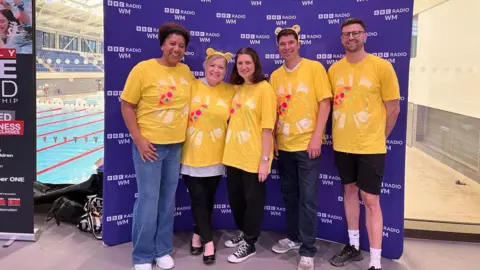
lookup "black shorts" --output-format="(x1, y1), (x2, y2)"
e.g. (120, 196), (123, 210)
(334, 151), (386, 195)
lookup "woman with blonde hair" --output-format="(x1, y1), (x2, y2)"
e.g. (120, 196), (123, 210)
(181, 48), (235, 265)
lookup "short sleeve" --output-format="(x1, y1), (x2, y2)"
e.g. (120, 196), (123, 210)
(120, 64), (143, 105)
(268, 71), (277, 93)
(327, 66), (336, 96)
(261, 83), (277, 129)
(380, 61), (401, 101)
(313, 62), (333, 102)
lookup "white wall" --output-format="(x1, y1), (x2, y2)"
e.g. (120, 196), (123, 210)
(408, 0), (480, 118)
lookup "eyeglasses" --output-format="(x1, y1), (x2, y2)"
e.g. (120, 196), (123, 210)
(341, 31), (365, 39)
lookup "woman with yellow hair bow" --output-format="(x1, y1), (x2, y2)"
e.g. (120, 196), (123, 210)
(180, 48), (235, 265)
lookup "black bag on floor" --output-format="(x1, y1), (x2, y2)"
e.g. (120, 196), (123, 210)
(45, 196), (85, 225)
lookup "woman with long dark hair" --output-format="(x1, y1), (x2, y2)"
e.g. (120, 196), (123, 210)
(222, 47), (277, 263)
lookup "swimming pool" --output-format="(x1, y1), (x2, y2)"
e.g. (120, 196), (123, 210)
(36, 104), (104, 185)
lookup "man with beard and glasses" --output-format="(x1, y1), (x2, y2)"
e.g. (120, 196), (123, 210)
(269, 25), (332, 270)
(327, 18), (400, 270)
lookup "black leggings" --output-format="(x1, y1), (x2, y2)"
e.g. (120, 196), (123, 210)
(183, 174), (221, 243)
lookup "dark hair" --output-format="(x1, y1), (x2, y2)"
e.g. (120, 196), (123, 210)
(158, 22), (190, 48)
(341, 18), (366, 31)
(276, 29), (298, 43)
(0, 9), (18, 25)
(229, 47), (266, 85)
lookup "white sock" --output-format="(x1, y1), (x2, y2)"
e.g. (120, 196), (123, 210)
(369, 248), (382, 269)
(348, 230), (360, 250)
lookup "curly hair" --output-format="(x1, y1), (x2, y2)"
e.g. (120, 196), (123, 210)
(158, 22), (190, 47)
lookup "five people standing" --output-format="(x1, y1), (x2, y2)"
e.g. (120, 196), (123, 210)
(121, 17), (400, 270)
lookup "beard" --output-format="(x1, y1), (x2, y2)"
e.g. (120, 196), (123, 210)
(344, 40), (364, 53)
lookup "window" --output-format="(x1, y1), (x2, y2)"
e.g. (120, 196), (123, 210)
(59, 35), (78, 51)
(42, 32), (55, 48)
(410, 15), (418, 58)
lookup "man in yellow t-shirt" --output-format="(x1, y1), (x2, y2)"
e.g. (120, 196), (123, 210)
(327, 18), (400, 270)
(269, 25), (332, 270)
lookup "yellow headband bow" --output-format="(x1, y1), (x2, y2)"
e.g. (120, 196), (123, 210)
(206, 48), (233, 61)
(274, 24), (301, 36)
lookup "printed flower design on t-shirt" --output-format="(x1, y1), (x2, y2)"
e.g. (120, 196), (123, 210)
(155, 76), (189, 124)
(189, 104), (208, 122)
(334, 86), (351, 105)
(230, 102), (242, 115)
(158, 85), (177, 106)
(226, 93), (256, 145)
(277, 94), (292, 116)
(276, 82), (312, 136)
(333, 74), (371, 129)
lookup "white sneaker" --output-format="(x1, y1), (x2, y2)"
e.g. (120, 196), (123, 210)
(133, 263), (152, 270)
(155, 255), (175, 270)
(272, 238), (302, 254)
(297, 256), (314, 270)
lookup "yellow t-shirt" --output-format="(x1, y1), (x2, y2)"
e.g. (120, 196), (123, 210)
(270, 58), (332, 152)
(120, 59), (194, 144)
(181, 79), (235, 167)
(327, 54), (400, 154)
(222, 80), (277, 173)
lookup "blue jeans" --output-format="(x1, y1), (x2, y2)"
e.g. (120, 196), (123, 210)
(277, 150), (321, 257)
(131, 143), (182, 265)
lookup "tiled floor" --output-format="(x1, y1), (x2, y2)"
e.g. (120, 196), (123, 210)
(405, 146), (480, 225)
(0, 215), (479, 270)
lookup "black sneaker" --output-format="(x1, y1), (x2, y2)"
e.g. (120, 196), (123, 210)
(224, 231), (245, 248)
(227, 242), (256, 263)
(367, 267), (381, 270)
(329, 245), (364, 267)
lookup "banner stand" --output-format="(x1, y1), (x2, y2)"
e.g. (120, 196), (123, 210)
(102, 0), (413, 260)
(0, 0), (38, 245)
(1, 229), (42, 247)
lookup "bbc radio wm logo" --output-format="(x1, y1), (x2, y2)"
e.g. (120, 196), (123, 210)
(318, 173), (341, 186)
(107, 132), (131, 144)
(372, 51), (408, 64)
(106, 213), (133, 226)
(318, 13), (350, 24)
(164, 7), (195, 21)
(386, 139), (404, 151)
(300, 0), (314, 5)
(374, 8), (410, 21)
(317, 212), (343, 224)
(265, 54), (284, 65)
(214, 204), (231, 214)
(136, 25), (159, 39)
(190, 30), (220, 43)
(298, 33), (322, 45)
(241, 33), (270, 45)
(266, 14), (296, 26)
(107, 173), (135, 186)
(106, 90), (122, 102)
(107, 0), (141, 15)
(316, 53), (345, 65)
(250, 0), (262, 6)
(174, 205), (191, 217)
(383, 226), (401, 238)
(107, 46), (141, 59)
(265, 205), (285, 217)
(216, 12), (247, 24)
(192, 71), (205, 77)
(381, 182), (402, 195)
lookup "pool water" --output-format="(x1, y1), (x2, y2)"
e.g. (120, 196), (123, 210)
(36, 105), (104, 184)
